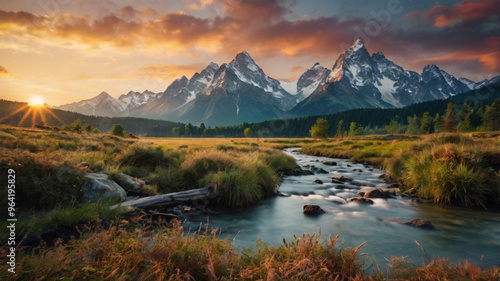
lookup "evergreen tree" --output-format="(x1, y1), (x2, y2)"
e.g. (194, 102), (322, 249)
(441, 102), (456, 132)
(348, 122), (362, 137)
(70, 118), (82, 132)
(335, 119), (344, 138)
(184, 123), (194, 137)
(419, 112), (431, 134)
(172, 127), (180, 137)
(406, 114), (420, 134)
(433, 113), (441, 133)
(482, 99), (500, 131)
(457, 102), (473, 132)
(386, 119), (399, 134)
(310, 118), (329, 139)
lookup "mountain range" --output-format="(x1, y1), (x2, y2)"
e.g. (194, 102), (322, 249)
(57, 40), (500, 126)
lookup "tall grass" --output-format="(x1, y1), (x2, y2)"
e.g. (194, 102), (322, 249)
(3, 218), (495, 280)
(388, 136), (500, 208)
(300, 133), (500, 208)
(0, 220), (370, 280)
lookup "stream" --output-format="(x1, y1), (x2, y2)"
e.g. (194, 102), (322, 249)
(184, 148), (500, 268)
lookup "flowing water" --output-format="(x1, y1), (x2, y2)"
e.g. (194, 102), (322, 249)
(185, 148), (500, 268)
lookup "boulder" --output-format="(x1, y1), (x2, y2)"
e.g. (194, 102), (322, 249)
(331, 176), (353, 184)
(82, 173), (127, 203)
(112, 173), (146, 192)
(364, 188), (391, 199)
(314, 179), (323, 184)
(404, 219), (435, 230)
(356, 191), (365, 197)
(303, 205), (325, 215)
(316, 168), (329, 174)
(322, 161), (337, 166)
(348, 197), (374, 204)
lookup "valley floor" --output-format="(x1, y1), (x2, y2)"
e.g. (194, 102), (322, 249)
(0, 125), (499, 280)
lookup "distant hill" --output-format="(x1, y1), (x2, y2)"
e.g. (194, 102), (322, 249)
(0, 100), (184, 137)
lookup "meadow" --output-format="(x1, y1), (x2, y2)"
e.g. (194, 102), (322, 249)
(0, 124), (499, 280)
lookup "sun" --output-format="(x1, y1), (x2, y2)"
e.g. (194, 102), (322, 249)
(29, 96), (45, 107)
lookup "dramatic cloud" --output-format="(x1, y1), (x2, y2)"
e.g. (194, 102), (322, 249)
(0, 0), (498, 94)
(220, 0), (293, 22)
(405, 0), (498, 28)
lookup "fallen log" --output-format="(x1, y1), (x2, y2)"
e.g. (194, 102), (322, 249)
(112, 187), (214, 210)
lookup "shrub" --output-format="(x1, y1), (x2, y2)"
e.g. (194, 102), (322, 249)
(206, 169), (263, 208)
(110, 124), (126, 137)
(119, 146), (182, 171)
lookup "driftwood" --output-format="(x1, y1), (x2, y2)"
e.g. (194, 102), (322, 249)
(112, 187), (214, 210)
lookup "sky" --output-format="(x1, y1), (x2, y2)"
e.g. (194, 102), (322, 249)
(0, 0), (498, 106)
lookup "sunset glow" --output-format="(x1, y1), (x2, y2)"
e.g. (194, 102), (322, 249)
(0, 0), (498, 106)
(29, 96), (45, 107)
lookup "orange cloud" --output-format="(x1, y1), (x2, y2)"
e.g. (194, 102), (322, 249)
(0, 6), (358, 59)
(479, 51), (500, 72)
(406, 0), (498, 28)
(0, 65), (8, 76)
(188, 0), (215, 11)
(221, 0), (292, 22)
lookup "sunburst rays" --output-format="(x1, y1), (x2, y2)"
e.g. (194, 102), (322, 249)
(0, 104), (64, 127)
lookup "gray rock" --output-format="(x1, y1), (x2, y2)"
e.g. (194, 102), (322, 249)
(322, 161), (337, 166)
(364, 188), (391, 199)
(331, 176), (353, 184)
(82, 173), (126, 203)
(404, 219), (435, 229)
(348, 197), (374, 204)
(316, 168), (329, 174)
(303, 205), (325, 215)
(112, 173), (145, 192)
(314, 179), (323, 184)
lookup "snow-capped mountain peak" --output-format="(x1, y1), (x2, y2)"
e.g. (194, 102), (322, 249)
(280, 62), (331, 102)
(345, 39), (369, 58)
(118, 90), (157, 110)
(56, 91), (127, 116)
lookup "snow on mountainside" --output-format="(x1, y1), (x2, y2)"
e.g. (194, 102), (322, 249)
(128, 63), (220, 119)
(460, 75), (500, 90)
(290, 39), (481, 116)
(57, 92), (127, 116)
(118, 90), (157, 110)
(58, 40), (499, 125)
(222, 51), (296, 110)
(160, 51), (291, 126)
(280, 63), (331, 103)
